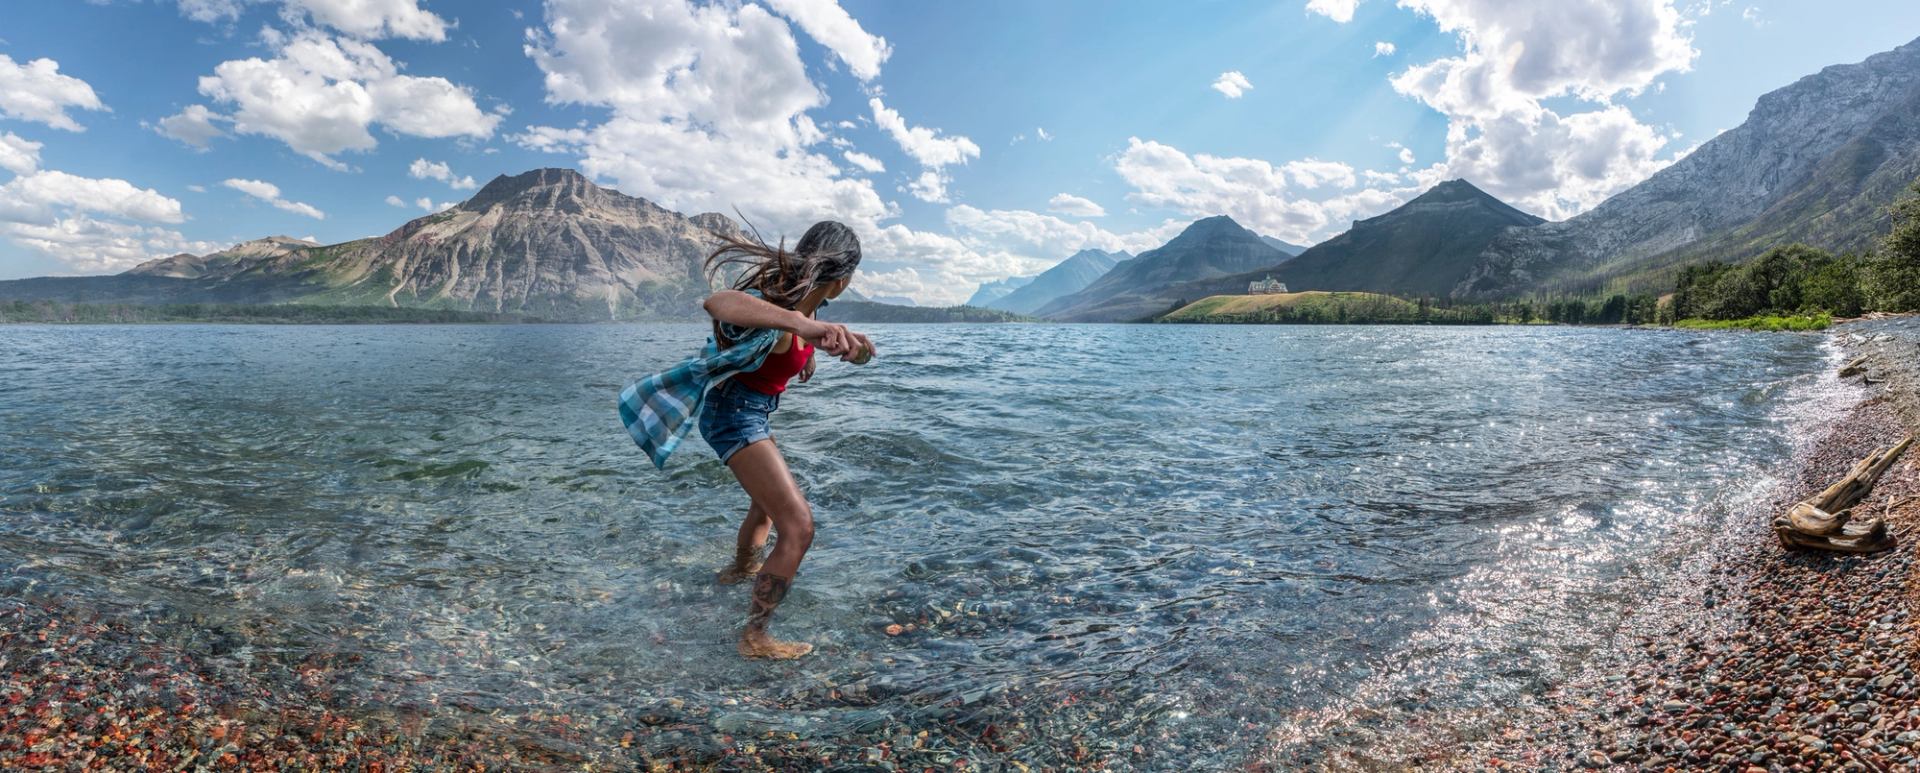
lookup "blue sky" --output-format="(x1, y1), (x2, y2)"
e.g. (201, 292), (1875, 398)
(1, 0), (1918, 303)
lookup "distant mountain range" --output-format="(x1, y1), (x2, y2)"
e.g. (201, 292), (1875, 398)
(964, 275), (1034, 307)
(1461, 34), (1920, 297)
(1037, 216), (1290, 322)
(977, 249), (1127, 316)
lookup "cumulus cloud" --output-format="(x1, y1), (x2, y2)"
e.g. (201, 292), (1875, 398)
(1113, 137), (1415, 245)
(857, 208), (1188, 306)
(1389, 0), (1698, 219)
(1047, 193), (1106, 218)
(175, 0), (449, 40)
(1036, 127), (1052, 141)
(521, 0), (892, 232)
(0, 55), (107, 131)
(2, 214), (224, 274)
(0, 171), (185, 225)
(1374, 41), (1396, 57)
(1389, 141), (1416, 165)
(0, 170), (210, 273)
(762, 0), (890, 81)
(155, 104), (228, 149)
(408, 157), (476, 189)
(1306, 0), (1360, 23)
(0, 132), (42, 175)
(1211, 71), (1252, 99)
(223, 177), (326, 219)
(869, 96), (980, 203)
(384, 194), (406, 207)
(842, 150), (884, 174)
(196, 32), (498, 168)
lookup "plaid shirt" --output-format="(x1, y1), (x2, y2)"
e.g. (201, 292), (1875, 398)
(619, 326), (778, 469)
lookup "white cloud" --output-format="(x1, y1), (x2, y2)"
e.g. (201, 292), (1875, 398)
(1113, 137), (1416, 245)
(408, 157), (477, 189)
(1307, 0), (1360, 23)
(0, 170), (184, 225)
(0, 55), (107, 131)
(842, 150), (885, 174)
(0, 170), (208, 273)
(762, 0), (891, 81)
(1741, 6), (1766, 26)
(1047, 193), (1106, 218)
(1389, 141), (1416, 164)
(155, 104), (228, 149)
(0, 132), (42, 175)
(187, 184), (208, 193)
(177, 0), (244, 23)
(1036, 127), (1052, 141)
(869, 97), (979, 168)
(861, 207), (1186, 305)
(1389, 0), (1698, 219)
(385, 194), (406, 207)
(283, 0), (450, 41)
(2, 214), (223, 274)
(415, 196), (433, 210)
(1374, 41), (1396, 57)
(1211, 71), (1252, 99)
(868, 96), (979, 203)
(196, 32), (498, 168)
(222, 177), (326, 219)
(522, 0), (892, 233)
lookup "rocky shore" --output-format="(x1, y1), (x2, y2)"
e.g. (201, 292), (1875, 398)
(1465, 316), (1920, 771)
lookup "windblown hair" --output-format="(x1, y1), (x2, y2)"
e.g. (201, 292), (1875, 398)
(705, 220), (862, 311)
(704, 220), (862, 345)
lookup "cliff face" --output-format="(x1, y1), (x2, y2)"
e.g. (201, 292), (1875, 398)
(1463, 35), (1920, 297)
(1274, 179), (1543, 298)
(250, 169), (735, 319)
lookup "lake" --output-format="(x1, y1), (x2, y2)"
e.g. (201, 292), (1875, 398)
(0, 323), (1853, 767)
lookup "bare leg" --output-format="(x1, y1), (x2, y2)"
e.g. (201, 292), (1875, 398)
(717, 500), (771, 584)
(723, 439), (815, 659)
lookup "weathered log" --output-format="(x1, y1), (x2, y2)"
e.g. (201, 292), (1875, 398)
(1840, 356), (1870, 378)
(1773, 435), (1912, 553)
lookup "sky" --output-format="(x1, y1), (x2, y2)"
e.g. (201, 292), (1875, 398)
(1, 1), (1918, 304)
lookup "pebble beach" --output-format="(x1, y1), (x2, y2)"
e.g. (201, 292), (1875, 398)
(1465, 316), (1920, 772)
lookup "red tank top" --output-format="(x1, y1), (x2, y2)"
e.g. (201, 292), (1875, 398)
(732, 335), (812, 395)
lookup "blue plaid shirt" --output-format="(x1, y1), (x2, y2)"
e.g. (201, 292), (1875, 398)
(619, 326), (778, 469)
(618, 291), (824, 469)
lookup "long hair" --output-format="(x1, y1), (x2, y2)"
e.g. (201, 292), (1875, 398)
(705, 220), (862, 310)
(704, 220), (862, 345)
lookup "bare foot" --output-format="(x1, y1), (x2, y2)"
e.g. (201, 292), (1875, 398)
(738, 632), (814, 659)
(716, 565), (758, 585)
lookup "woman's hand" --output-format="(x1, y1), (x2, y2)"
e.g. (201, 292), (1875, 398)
(798, 350), (816, 383)
(796, 319), (873, 361)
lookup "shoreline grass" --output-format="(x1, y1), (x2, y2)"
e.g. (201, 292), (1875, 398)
(1673, 313), (1832, 331)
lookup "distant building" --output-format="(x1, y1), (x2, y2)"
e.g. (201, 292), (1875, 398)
(1247, 276), (1288, 294)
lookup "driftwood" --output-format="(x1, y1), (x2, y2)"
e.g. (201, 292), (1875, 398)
(1773, 435), (1913, 553)
(1840, 357), (1870, 379)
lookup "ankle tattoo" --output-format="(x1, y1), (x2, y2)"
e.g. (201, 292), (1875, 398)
(747, 573), (792, 632)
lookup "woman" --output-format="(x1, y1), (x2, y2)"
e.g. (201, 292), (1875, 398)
(698, 221), (873, 659)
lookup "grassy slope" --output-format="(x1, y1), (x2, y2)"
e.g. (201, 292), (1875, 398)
(1160, 291), (1434, 322)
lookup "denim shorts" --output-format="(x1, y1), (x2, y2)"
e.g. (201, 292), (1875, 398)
(699, 379), (780, 464)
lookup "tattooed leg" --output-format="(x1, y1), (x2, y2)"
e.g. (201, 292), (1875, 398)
(739, 572), (813, 659)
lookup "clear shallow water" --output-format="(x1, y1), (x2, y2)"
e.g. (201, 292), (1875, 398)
(0, 323), (1848, 767)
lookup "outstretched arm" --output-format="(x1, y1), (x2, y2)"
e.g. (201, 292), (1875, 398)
(703, 290), (865, 357)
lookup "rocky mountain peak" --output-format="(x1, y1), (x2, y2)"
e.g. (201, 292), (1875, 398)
(460, 168), (611, 213)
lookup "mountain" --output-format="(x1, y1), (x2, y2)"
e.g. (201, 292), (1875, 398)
(870, 295), (918, 306)
(127, 236), (318, 279)
(1462, 34), (1920, 297)
(965, 275), (1035, 307)
(1274, 180), (1542, 296)
(1260, 235), (1309, 257)
(983, 248), (1127, 315)
(1145, 180), (1542, 303)
(0, 169), (737, 320)
(1037, 217), (1288, 322)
